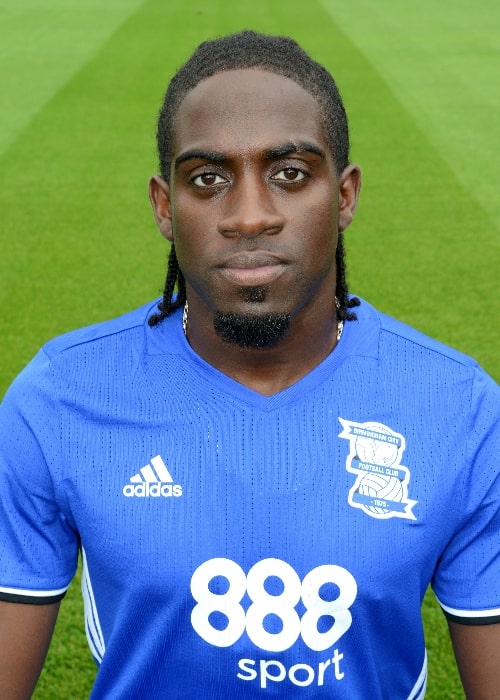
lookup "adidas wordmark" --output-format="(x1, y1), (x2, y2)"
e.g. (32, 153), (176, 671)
(122, 455), (183, 498)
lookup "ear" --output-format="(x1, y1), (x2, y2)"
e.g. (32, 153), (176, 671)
(338, 164), (362, 232)
(149, 175), (173, 241)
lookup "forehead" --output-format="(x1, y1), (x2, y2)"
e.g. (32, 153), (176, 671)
(171, 68), (329, 159)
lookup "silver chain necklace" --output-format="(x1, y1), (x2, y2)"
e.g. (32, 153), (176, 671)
(182, 301), (344, 342)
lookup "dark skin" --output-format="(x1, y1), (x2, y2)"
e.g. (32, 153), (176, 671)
(1, 68), (498, 698)
(0, 600), (59, 699)
(149, 69), (361, 396)
(448, 621), (500, 699)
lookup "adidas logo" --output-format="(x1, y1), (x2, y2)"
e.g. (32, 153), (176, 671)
(122, 455), (183, 498)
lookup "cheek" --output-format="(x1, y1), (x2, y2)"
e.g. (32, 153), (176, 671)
(170, 187), (222, 244)
(295, 197), (339, 255)
(169, 202), (222, 288)
(170, 203), (208, 257)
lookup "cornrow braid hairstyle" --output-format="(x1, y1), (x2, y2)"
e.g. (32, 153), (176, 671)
(149, 245), (186, 324)
(336, 233), (360, 322)
(148, 30), (359, 327)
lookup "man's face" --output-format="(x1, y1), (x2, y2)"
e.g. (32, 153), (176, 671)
(151, 68), (359, 344)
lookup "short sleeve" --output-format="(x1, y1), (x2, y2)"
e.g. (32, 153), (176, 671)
(0, 351), (79, 603)
(432, 369), (500, 624)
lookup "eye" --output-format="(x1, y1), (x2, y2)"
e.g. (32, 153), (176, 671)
(272, 168), (306, 182)
(191, 172), (226, 187)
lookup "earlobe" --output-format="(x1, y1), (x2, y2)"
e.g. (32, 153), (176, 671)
(149, 175), (173, 241)
(338, 164), (362, 232)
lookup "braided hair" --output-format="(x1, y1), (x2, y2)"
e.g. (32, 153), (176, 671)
(149, 30), (359, 326)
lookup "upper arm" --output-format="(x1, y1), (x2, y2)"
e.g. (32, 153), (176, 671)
(0, 600), (60, 700)
(448, 620), (500, 700)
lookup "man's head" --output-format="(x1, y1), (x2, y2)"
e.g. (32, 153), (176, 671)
(149, 31), (361, 338)
(157, 30), (350, 182)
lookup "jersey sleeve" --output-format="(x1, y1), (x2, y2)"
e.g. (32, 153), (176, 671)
(0, 350), (79, 604)
(432, 368), (500, 624)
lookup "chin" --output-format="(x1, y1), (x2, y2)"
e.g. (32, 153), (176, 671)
(213, 310), (291, 349)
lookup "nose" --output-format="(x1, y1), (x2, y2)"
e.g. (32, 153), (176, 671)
(217, 176), (284, 238)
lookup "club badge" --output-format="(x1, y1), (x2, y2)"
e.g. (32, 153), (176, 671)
(339, 418), (417, 520)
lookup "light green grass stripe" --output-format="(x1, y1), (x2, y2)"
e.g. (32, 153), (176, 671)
(319, 0), (500, 229)
(0, 0), (146, 156)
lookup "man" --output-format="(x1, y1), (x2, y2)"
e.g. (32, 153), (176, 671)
(0, 31), (499, 699)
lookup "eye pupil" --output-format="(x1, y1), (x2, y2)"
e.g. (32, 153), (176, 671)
(272, 168), (305, 183)
(202, 174), (216, 185)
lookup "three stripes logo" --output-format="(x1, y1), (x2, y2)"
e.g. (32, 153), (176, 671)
(122, 455), (183, 498)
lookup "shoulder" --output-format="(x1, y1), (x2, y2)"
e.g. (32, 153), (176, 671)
(41, 300), (159, 360)
(350, 300), (499, 429)
(1, 300), (174, 407)
(356, 298), (496, 379)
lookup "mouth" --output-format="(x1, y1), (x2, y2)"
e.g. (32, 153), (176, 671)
(218, 252), (287, 286)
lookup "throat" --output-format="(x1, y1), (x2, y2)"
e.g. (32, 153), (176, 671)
(181, 301), (343, 396)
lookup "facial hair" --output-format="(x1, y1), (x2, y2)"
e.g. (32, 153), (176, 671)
(212, 284), (291, 348)
(213, 311), (291, 349)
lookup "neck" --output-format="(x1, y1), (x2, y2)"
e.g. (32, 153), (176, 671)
(182, 300), (342, 396)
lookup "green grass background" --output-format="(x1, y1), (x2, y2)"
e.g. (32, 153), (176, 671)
(1, 0), (498, 697)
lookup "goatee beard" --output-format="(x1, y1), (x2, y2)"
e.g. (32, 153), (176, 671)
(213, 311), (291, 349)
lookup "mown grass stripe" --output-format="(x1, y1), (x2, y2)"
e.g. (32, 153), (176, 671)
(0, 0), (146, 156)
(319, 0), (500, 228)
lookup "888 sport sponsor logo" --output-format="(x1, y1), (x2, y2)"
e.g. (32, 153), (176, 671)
(190, 557), (357, 690)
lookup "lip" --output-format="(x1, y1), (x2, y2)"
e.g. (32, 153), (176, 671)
(218, 252), (287, 285)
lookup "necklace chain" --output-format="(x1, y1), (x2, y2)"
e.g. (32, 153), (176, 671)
(182, 301), (189, 335)
(182, 301), (343, 342)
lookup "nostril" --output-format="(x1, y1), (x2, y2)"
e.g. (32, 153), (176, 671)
(218, 221), (284, 238)
(217, 209), (284, 238)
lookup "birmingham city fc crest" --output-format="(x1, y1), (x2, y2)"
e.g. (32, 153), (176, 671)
(339, 418), (417, 520)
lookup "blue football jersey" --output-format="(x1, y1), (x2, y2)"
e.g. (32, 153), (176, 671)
(1, 298), (499, 698)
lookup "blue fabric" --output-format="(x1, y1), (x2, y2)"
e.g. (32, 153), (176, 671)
(1, 298), (498, 698)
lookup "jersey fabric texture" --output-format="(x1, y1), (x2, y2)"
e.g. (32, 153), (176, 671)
(1, 298), (499, 699)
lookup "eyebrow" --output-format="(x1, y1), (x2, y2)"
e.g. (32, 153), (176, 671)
(174, 141), (326, 170)
(264, 142), (326, 160)
(174, 149), (227, 169)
